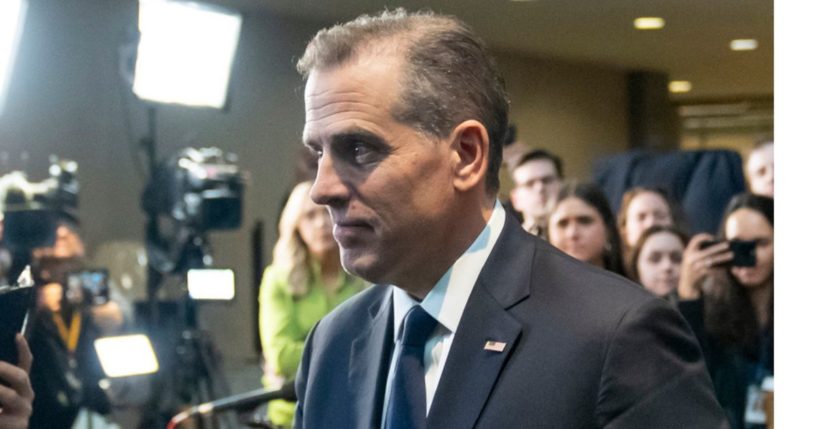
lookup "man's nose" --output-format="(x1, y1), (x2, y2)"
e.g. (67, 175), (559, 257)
(310, 154), (349, 207)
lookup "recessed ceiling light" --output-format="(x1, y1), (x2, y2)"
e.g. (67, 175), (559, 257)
(668, 81), (692, 93)
(730, 39), (758, 51)
(634, 17), (665, 30)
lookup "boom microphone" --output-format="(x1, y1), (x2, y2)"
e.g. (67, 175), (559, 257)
(167, 382), (296, 428)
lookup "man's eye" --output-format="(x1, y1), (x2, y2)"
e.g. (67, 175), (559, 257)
(352, 143), (377, 164)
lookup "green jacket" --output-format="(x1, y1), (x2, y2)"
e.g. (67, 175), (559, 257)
(258, 262), (365, 426)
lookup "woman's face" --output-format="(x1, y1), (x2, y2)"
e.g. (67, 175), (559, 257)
(725, 208), (774, 288)
(297, 197), (337, 259)
(624, 192), (672, 247)
(637, 231), (684, 297)
(548, 197), (608, 267)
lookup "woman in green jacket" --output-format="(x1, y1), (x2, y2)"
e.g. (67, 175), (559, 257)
(259, 181), (365, 427)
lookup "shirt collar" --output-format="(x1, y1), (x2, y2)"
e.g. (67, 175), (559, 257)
(392, 200), (506, 340)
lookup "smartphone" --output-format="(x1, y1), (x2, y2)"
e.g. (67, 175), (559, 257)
(729, 240), (757, 267)
(700, 239), (757, 267)
(65, 269), (110, 306)
(0, 279), (35, 365)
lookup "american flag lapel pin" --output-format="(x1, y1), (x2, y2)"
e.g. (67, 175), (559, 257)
(484, 340), (506, 352)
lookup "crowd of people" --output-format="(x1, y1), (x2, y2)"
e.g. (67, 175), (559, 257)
(504, 139), (775, 429)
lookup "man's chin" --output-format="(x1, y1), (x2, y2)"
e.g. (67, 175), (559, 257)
(340, 251), (387, 284)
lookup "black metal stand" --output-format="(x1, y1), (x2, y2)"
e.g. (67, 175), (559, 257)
(138, 107), (234, 428)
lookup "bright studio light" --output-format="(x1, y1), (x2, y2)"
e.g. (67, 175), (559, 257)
(187, 268), (235, 301)
(0, 0), (28, 115)
(94, 334), (159, 377)
(133, 0), (242, 108)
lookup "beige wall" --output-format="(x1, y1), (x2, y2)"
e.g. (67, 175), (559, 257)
(496, 53), (629, 196)
(681, 129), (764, 160)
(0, 1), (631, 362)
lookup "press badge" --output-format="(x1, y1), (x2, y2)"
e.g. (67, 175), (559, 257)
(744, 376), (774, 425)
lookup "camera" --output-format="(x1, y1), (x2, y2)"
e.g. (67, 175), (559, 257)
(700, 239), (757, 267)
(0, 157), (79, 252)
(142, 147), (244, 232)
(0, 268), (34, 365)
(65, 269), (110, 306)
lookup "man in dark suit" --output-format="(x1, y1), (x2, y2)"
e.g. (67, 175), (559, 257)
(294, 8), (727, 429)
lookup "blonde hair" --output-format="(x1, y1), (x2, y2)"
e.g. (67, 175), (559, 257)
(271, 181), (319, 298)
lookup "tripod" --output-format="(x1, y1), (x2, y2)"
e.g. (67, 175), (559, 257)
(140, 230), (238, 429)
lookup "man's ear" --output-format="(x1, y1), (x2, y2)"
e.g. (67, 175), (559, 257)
(449, 120), (490, 192)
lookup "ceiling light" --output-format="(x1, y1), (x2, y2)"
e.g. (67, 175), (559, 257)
(668, 81), (692, 93)
(730, 39), (758, 51)
(633, 17), (665, 30)
(133, 0), (242, 109)
(0, 0), (27, 116)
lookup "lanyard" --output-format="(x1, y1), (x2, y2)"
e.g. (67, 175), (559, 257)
(52, 310), (82, 353)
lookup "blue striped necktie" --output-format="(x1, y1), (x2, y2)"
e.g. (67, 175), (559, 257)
(384, 305), (439, 429)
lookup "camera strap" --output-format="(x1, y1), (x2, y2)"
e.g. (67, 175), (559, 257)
(52, 310), (82, 353)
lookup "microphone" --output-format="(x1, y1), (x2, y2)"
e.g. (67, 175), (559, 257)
(167, 382), (296, 429)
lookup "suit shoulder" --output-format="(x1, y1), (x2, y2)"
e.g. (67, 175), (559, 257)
(533, 239), (654, 306)
(312, 284), (390, 336)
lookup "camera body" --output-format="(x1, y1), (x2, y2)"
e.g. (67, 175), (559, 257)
(0, 270), (35, 365)
(142, 147), (244, 232)
(0, 158), (79, 252)
(65, 269), (110, 306)
(701, 239), (757, 267)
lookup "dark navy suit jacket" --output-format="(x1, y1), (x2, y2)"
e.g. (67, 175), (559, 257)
(294, 215), (727, 428)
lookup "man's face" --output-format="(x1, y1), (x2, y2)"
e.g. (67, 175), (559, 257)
(510, 159), (561, 221)
(746, 144), (773, 198)
(302, 53), (456, 287)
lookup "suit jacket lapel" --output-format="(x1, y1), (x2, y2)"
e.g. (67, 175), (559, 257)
(349, 287), (394, 428)
(427, 217), (535, 429)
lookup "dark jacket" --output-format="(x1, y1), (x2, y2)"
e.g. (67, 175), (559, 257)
(294, 214), (727, 428)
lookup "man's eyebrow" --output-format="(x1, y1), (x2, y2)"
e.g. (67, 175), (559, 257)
(305, 128), (386, 148)
(332, 129), (386, 146)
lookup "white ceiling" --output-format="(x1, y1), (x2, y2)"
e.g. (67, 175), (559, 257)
(210, 0), (773, 101)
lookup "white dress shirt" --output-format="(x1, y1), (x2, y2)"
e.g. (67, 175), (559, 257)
(381, 201), (506, 425)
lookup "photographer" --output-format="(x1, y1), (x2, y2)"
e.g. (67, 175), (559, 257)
(0, 334), (34, 429)
(678, 193), (774, 429)
(27, 216), (125, 429)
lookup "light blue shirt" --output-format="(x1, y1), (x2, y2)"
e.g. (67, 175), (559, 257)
(382, 201), (506, 425)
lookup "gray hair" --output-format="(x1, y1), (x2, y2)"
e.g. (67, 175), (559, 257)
(297, 8), (509, 193)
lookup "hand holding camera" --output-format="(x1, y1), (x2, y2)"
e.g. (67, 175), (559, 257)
(678, 233), (759, 300)
(0, 334), (34, 429)
(680, 234), (730, 299)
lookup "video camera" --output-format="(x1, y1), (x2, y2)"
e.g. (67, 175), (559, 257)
(141, 147), (244, 274)
(142, 147), (243, 233)
(0, 157), (78, 253)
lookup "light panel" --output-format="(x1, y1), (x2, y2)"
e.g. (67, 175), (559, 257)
(133, 0), (242, 108)
(0, 0), (27, 115)
(94, 334), (159, 377)
(187, 268), (235, 300)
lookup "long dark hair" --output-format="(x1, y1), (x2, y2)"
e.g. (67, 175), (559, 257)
(549, 181), (624, 275)
(704, 193), (774, 356)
